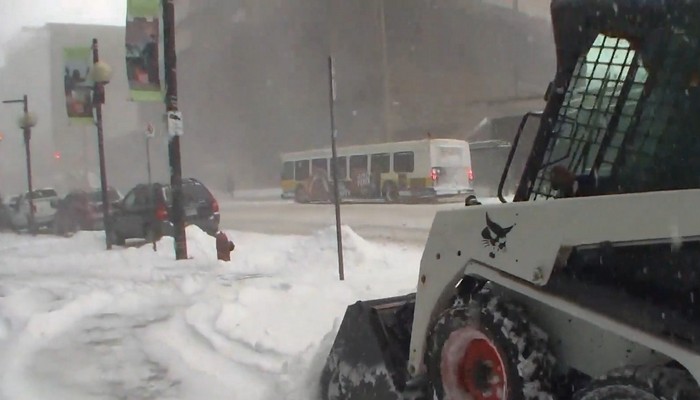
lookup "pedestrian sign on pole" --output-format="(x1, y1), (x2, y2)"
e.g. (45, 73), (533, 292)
(167, 111), (183, 137)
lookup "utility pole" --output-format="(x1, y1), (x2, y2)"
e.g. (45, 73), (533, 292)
(92, 38), (112, 250)
(145, 122), (156, 252)
(379, 0), (393, 142)
(3, 95), (36, 234)
(163, 0), (188, 260)
(328, 56), (345, 281)
(328, 0), (344, 281)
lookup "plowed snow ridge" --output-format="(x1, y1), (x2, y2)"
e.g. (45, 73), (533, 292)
(0, 225), (421, 400)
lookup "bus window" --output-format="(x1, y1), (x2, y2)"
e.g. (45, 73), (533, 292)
(350, 155), (368, 172)
(371, 153), (390, 173)
(282, 161), (294, 180)
(295, 160), (310, 180)
(312, 158), (328, 177)
(393, 151), (414, 173)
(333, 156), (347, 180)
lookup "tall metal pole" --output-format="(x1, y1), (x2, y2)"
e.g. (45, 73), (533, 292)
(22, 95), (36, 235)
(4, 95), (35, 234)
(379, 0), (392, 143)
(92, 38), (112, 250)
(146, 137), (153, 189)
(163, 0), (188, 260)
(145, 133), (156, 252)
(328, 56), (345, 281)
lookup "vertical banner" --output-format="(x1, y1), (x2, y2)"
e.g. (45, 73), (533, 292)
(125, 0), (163, 102)
(63, 46), (94, 124)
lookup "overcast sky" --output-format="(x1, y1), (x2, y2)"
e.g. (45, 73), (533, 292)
(0, 0), (125, 64)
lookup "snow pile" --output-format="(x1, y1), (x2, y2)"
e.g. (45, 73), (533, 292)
(0, 224), (421, 400)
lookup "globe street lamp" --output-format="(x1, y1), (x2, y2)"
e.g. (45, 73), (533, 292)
(91, 38), (114, 250)
(3, 95), (38, 234)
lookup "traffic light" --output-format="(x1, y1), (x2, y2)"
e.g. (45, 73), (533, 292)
(53, 151), (61, 160)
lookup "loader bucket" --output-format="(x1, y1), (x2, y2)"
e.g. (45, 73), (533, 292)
(320, 293), (419, 400)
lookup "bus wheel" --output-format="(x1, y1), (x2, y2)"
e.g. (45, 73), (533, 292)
(295, 186), (309, 204)
(383, 182), (399, 203)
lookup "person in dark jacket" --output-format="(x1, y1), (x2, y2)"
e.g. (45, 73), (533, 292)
(550, 165), (599, 198)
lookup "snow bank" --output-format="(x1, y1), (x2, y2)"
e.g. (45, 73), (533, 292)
(0, 224), (421, 400)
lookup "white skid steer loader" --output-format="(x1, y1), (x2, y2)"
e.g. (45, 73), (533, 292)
(320, 0), (700, 399)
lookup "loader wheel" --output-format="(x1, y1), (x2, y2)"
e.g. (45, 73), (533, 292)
(573, 365), (700, 400)
(320, 363), (342, 400)
(426, 289), (555, 400)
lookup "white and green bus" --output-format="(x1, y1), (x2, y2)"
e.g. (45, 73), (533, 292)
(280, 138), (475, 203)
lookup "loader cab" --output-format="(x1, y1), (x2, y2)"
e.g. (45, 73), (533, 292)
(504, 8), (700, 202)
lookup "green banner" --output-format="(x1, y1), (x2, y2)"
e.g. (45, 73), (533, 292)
(125, 0), (163, 102)
(63, 46), (94, 124)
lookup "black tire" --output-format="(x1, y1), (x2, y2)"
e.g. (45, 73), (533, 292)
(53, 219), (76, 237)
(382, 181), (399, 203)
(320, 363), (341, 400)
(310, 176), (333, 203)
(144, 224), (162, 243)
(107, 228), (125, 246)
(425, 288), (555, 400)
(573, 366), (700, 400)
(294, 185), (309, 204)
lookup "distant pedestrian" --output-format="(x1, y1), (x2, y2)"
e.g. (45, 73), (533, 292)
(226, 175), (235, 198)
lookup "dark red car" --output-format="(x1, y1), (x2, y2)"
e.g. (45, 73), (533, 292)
(52, 187), (123, 236)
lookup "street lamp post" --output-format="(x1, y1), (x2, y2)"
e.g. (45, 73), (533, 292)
(3, 95), (38, 234)
(90, 38), (114, 250)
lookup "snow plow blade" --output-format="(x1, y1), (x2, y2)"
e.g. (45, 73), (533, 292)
(320, 293), (425, 400)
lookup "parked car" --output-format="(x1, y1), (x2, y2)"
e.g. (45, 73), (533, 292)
(107, 178), (220, 246)
(7, 188), (59, 231)
(0, 195), (14, 232)
(52, 187), (123, 236)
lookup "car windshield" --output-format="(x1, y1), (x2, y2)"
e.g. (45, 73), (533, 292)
(27, 189), (57, 199)
(162, 182), (211, 205)
(89, 189), (120, 203)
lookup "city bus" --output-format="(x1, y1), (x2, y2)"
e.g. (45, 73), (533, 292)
(280, 138), (475, 203)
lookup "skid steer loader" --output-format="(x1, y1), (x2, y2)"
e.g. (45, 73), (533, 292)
(321, 0), (700, 399)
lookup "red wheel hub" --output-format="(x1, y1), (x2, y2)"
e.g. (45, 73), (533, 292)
(458, 338), (507, 400)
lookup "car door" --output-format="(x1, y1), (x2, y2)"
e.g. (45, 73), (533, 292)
(114, 187), (152, 238)
(10, 195), (28, 228)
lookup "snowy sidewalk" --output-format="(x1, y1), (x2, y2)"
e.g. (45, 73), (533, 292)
(0, 226), (421, 400)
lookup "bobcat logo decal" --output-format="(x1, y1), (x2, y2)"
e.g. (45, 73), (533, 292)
(481, 213), (515, 259)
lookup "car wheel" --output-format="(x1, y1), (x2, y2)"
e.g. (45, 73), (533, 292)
(107, 229), (125, 246)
